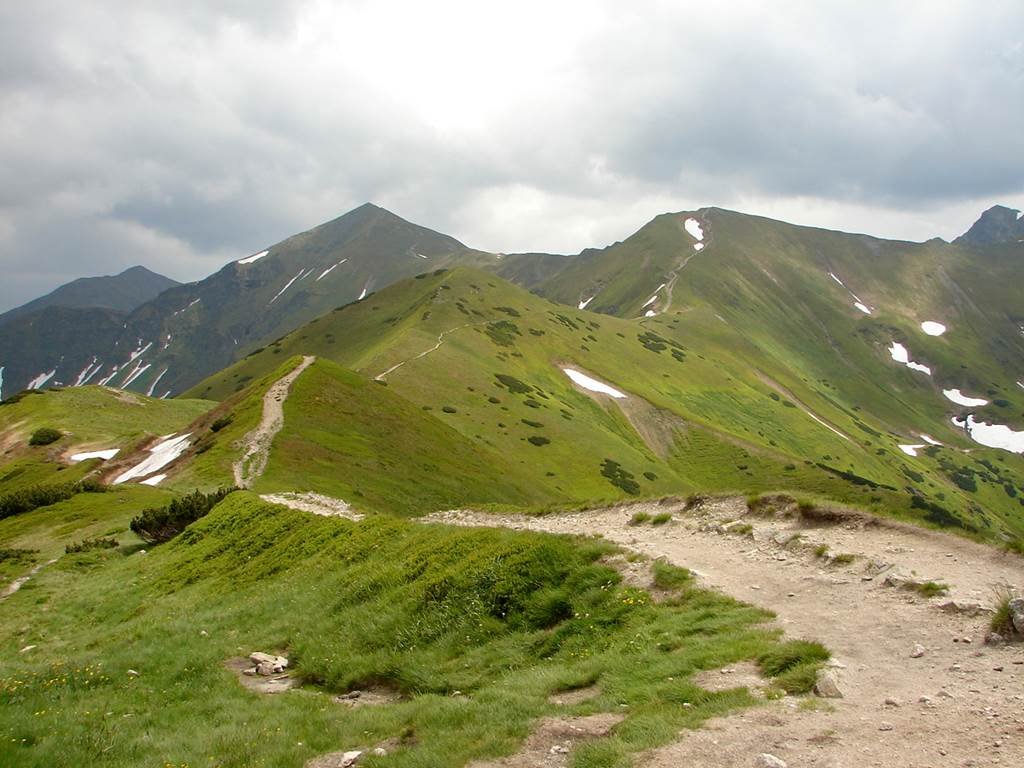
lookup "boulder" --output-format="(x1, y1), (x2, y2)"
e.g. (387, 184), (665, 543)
(813, 669), (843, 699)
(939, 600), (990, 617)
(249, 651), (289, 675)
(910, 643), (926, 658)
(1009, 597), (1024, 636)
(756, 754), (787, 768)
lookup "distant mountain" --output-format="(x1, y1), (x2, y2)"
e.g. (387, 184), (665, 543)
(0, 203), (497, 398)
(954, 204), (1024, 246)
(0, 265), (180, 326)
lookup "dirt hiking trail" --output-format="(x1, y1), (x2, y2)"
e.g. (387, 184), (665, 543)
(233, 355), (315, 488)
(430, 497), (1024, 767)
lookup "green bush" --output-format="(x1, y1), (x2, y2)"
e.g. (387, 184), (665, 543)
(28, 427), (62, 446)
(209, 414), (234, 432)
(0, 480), (104, 520)
(651, 512), (672, 526)
(628, 512), (651, 526)
(527, 436), (550, 446)
(129, 488), (236, 545)
(65, 537), (119, 554)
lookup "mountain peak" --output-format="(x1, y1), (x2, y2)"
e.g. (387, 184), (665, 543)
(954, 204), (1024, 246)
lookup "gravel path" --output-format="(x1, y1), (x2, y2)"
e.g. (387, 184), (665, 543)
(429, 497), (1024, 767)
(233, 355), (315, 488)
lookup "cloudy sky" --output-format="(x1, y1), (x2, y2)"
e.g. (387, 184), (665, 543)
(2, 1), (1023, 311)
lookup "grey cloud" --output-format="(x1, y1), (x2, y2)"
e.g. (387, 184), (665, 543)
(1, 1), (1023, 311)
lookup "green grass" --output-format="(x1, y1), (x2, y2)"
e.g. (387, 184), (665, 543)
(0, 493), (830, 767)
(907, 581), (950, 598)
(989, 587), (1020, 638)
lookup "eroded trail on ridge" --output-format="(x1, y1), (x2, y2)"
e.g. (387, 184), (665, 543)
(233, 355), (315, 488)
(373, 323), (483, 381)
(429, 498), (1024, 767)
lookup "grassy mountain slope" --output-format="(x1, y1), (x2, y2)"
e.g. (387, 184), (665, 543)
(0, 491), (824, 767)
(0, 386), (214, 492)
(184, 267), (1024, 543)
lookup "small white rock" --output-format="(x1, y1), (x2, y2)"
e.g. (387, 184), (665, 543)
(756, 753), (787, 768)
(910, 643), (925, 658)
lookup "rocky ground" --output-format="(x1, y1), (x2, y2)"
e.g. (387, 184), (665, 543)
(429, 496), (1024, 767)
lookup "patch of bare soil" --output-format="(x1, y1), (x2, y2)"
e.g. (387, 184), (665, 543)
(332, 687), (403, 707)
(430, 497), (1024, 767)
(691, 660), (769, 696)
(224, 658), (298, 695)
(467, 713), (625, 768)
(548, 685), (601, 707)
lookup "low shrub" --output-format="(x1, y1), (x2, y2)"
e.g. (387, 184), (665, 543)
(129, 488), (236, 545)
(990, 587), (1020, 638)
(210, 414), (234, 432)
(0, 480), (104, 521)
(628, 512), (651, 526)
(650, 512), (672, 526)
(65, 537), (119, 554)
(527, 436), (550, 446)
(28, 427), (62, 446)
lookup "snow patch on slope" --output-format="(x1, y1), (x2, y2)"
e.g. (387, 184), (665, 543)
(146, 368), (168, 397)
(578, 295), (595, 310)
(920, 321), (946, 336)
(888, 342), (931, 375)
(70, 448), (119, 462)
(684, 218), (704, 241)
(943, 389), (988, 407)
(317, 259), (347, 281)
(238, 250), (268, 265)
(898, 444), (925, 457)
(113, 433), (191, 484)
(952, 415), (1024, 454)
(562, 368), (626, 399)
(854, 302), (872, 315)
(269, 270), (305, 304)
(27, 370), (56, 390)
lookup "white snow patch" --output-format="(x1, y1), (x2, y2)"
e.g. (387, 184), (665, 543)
(73, 358), (99, 386)
(97, 366), (121, 387)
(642, 294), (659, 309)
(140, 474), (167, 486)
(828, 272), (846, 288)
(693, 242), (705, 252)
(920, 321), (946, 336)
(127, 341), (152, 364)
(146, 368), (168, 397)
(113, 433), (191, 484)
(644, 310), (657, 317)
(803, 411), (850, 441)
(173, 299), (201, 316)
(80, 363), (103, 386)
(0, 366), (4, 400)
(316, 259), (347, 281)
(854, 302), (872, 315)
(888, 342), (931, 375)
(953, 414), (1024, 454)
(562, 368), (626, 399)
(1018, 381), (1024, 390)
(27, 369), (56, 390)
(269, 270), (305, 304)
(577, 295), (595, 310)
(70, 448), (119, 462)
(357, 284), (369, 301)
(919, 434), (942, 446)
(684, 218), (704, 241)
(943, 389), (988, 407)
(238, 250), (268, 265)
(898, 444), (925, 457)
(415, 252), (429, 259)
